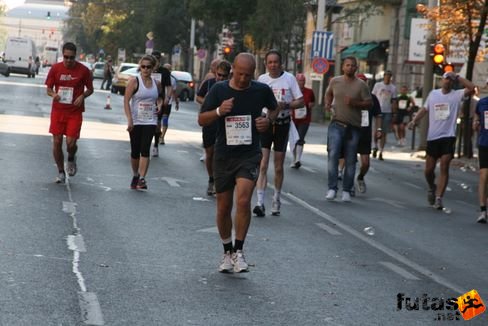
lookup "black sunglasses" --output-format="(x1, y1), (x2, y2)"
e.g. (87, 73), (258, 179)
(217, 73), (229, 78)
(63, 55), (75, 60)
(140, 65), (153, 69)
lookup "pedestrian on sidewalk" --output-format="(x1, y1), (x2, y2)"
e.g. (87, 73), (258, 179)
(198, 53), (278, 273)
(45, 42), (93, 183)
(408, 72), (475, 210)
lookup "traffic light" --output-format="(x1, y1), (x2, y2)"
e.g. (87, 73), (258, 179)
(432, 43), (445, 75)
(223, 46), (231, 55)
(46, 11), (51, 20)
(443, 63), (454, 73)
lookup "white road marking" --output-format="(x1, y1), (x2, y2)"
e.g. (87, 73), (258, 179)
(379, 261), (420, 280)
(67, 235), (87, 253)
(454, 200), (477, 208)
(283, 191), (465, 294)
(156, 176), (189, 187)
(368, 197), (406, 209)
(64, 180), (105, 324)
(316, 223), (342, 235)
(301, 166), (316, 173)
(403, 182), (422, 190)
(78, 292), (105, 325)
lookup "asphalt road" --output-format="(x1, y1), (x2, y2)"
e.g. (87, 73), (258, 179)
(0, 70), (487, 326)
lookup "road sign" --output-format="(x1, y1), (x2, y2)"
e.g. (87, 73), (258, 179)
(310, 72), (323, 81)
(311, 31), (334, 60)
(312, 57), (330, 74)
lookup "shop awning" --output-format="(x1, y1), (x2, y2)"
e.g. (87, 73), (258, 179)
(341, 42), (380, 60)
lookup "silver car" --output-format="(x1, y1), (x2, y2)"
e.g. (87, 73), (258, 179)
(92, 62), (105, 79)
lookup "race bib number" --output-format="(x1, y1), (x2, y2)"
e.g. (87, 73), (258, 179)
(294, 107), (307, 119)
(137, 101), (155, 121)
(273, 89), (283, 102)
(361, 110), (369, 127)
(225, 115), (252, 145)
(151, 73), (161, 83)
(434, 103), (450, 120)
(58, 87), (74, 104)
(398, 99), (407, 110)
(484, 111), (488, 129)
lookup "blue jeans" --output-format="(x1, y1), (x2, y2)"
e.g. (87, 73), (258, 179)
(327, 121), (360, 192)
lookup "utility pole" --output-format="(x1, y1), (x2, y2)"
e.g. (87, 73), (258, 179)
(189, 18), (195, 78)
(417, 0), (437, 151)
(311, 0), (326, 115)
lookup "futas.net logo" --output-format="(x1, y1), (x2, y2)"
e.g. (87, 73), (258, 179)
(397, 290), (486, 321)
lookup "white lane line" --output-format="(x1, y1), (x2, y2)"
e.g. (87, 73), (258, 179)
(379, 261), (420, 281)
(455, 200), (477, 208)
(301, 166), (316, 173)
(403, 182), (422, 190)
(78, 292), (105, 325)
(316, 223), (342, 235)
(64, 179), (105, 324)
(67, 235), (87, 253)
(283, 191), (465, 294)
(368, 197), (406, 209)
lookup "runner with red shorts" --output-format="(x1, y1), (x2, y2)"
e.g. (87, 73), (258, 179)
(45, 42), (93, 183)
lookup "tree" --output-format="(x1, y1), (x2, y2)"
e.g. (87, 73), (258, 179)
(417, 0), (488, 157)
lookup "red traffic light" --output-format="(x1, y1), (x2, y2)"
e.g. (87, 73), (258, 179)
(443, 63), (454, 73)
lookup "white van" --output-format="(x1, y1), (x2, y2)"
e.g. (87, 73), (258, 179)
(3, 37), (37, 77)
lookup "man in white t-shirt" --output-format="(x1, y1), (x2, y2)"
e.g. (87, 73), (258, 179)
(372, 71), (397, 160)
(409, 72), (475, 210)
(253, 50), (303, 217)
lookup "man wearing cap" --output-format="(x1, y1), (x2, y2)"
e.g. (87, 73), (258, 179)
(408, 71), (475, 210)
(372, 70), (397, 160)
(290, 73), (315, 168)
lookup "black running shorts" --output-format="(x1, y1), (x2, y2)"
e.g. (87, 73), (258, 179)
(260, 120), (290, 152)
(479, 145), (488, 169)
(213, 153), (261, 193)
(426, 137), (456, 159)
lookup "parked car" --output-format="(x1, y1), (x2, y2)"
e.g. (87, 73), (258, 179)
(92, 62), (105, 79)
(111, 63), (138, 95)
(171, 70), (195, 101)
(0, 61), (10, 77)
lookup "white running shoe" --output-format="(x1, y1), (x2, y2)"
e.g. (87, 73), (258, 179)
(66, 158), (77, 177)
(356, 178), (366, 193)
(271, 199), (281, 216)
(232, 250), (249, 273)
(477, 212), (487, 224)
(342, 191), (351, 202)
(152, 147), (159, 157)
(55, 172), (66, 184)
(219, 251), (234, 273)
(325, 189), (336, 201)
